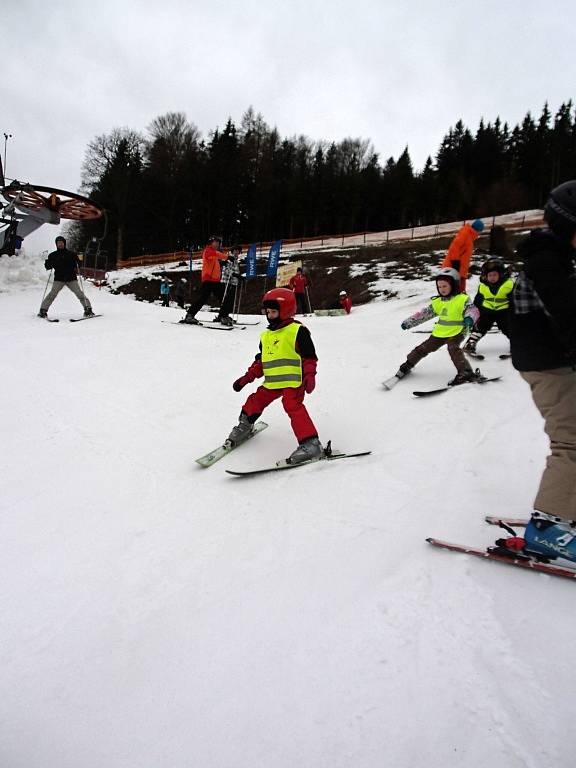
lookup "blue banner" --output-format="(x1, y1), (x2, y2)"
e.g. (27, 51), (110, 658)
(245, 243), (257, 280)
(266, 240), (282, 278)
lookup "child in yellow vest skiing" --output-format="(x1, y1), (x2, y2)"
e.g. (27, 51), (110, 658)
(463, 258), (514, 357)
(226, 288), (322, 463)
(394, 267), (481, 385)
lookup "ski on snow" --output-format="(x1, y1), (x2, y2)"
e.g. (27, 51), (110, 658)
(485, 516), (529, 528)
(464, 351), (511, 361)
(164, 320), (235, 331)
(195, 421), (269, 467)
(70, 314), (103, 322)
(382, 374), (403, 390)
(426, 537), (576, 581)
(226, 442), (371, 477)
(413, 376), (501, 397)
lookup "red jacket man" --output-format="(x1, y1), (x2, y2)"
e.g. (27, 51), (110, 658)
(441, 219), (485, 291)
(289, 268), (309, 314)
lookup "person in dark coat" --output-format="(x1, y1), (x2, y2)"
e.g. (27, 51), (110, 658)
(498, 181), (576, 564)
(38, 236), (94, 318)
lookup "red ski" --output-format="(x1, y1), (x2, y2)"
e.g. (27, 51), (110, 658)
(426, 538), (576, 581)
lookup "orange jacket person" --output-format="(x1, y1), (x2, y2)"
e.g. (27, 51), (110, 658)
(441, 219), (484, 292)
(182, 236), (229, 324)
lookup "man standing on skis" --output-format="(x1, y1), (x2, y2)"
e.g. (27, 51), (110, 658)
(500, 180), (576, 563)
(181, 235), (228, 324)
(38, 236), (94, 319)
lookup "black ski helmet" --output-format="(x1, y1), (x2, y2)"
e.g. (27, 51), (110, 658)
(435, 267), (461, 294)
(480, 257), (510, 280)
(544, 180), (576, 241)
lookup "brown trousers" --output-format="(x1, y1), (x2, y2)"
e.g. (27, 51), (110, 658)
(521, 368), (576, 521)
(406, 332), (472, 373)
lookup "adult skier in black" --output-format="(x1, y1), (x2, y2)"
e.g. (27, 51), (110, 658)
(38, 236), (94, 318)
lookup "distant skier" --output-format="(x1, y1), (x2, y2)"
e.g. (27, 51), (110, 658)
(289, 267), (309, 314)
(175, 278), (188, 309)
(226, 287), (322, 464)
(463, 258), (514, 356)
(339, 290), (352, 314)
(38, 236), (94, 318)
(160, 279), (171, 307)
(441, 219), (485, 292)
(215, 244), (242, 326)
(495, 180), (576, 563)
(394, 267), (480, 385)
(181, 235), (228, 324)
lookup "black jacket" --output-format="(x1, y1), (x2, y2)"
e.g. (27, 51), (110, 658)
(509, 229), (576, 371)
(45, 248), (80, 282)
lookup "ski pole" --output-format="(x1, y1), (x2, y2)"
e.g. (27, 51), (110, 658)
(39, 269), (53, 311)
(305, 286), (313, 314)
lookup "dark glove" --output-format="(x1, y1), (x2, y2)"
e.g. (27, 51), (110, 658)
(44, 259), (52, 270)
(401, 320), (409, 330)
(232, 359), (263, 391)
(302, 358), (317, 394)
(233, 376), (249, 392)
(463, 316), (474, 330)
(451, 260), (461, 271)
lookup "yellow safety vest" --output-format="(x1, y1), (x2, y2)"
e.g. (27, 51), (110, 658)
(478, 279), (514, 311)
(431, 294), (469, 338)
(261, 323), (302, 389)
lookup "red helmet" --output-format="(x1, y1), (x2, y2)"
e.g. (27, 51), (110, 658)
(262, 287), (296, 320)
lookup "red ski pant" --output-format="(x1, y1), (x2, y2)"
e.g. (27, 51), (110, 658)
(242, 385), (317, 443)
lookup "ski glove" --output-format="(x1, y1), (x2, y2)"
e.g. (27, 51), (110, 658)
(302, 358), (317, 394)
(463, 316), (474, 329)
(401, 321), (408, 330)
(233, 359), (263, 391)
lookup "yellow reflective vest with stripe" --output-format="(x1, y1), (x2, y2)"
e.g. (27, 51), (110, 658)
(431, 293), (469, 338)
(478, 278), (514, 311)
(261, 323), (302, 389)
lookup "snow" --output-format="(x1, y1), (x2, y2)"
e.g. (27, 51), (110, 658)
(1, 259), (574, 768)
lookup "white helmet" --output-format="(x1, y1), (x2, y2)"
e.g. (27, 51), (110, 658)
(339, 290), (347, 296)
(435, 267), (461, 293)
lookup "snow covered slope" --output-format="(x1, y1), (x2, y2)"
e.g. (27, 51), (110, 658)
(0, 269), (573, 768)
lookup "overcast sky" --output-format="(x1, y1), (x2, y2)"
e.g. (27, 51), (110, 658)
(3, 0), (575, 254)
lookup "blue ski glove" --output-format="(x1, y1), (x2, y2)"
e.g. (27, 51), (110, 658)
(463, 316), (474, 330)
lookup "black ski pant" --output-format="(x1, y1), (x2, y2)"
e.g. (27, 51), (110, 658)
(475, 310), (509, 338)
(185, 281), (224, 319)
(405, 332), (472, 374)
(218, 283), (237, 319)
(295, 293), (307, 314)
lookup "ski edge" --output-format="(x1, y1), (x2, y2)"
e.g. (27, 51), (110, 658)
(225, 449), (371, 477)
(426, 537), (576, 580)
(195, 421), (269, 467)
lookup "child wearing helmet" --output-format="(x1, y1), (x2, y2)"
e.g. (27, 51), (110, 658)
(226, 287), (322, 463)
(339, 290), (352, 314)
(393, 267), (480, 386)
(463, 258), (514, 356)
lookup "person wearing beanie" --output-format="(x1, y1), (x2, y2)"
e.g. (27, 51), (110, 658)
(495, 181), (576, 564)
(38, 236), (94, 318)
(339, 290), (352, 314)
(441, 219), (485, 292)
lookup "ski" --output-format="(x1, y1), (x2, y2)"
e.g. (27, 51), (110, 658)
(485, 516), (529, 527)
(413, 328), (500, 334)
(426, 538), (576, 581)
(499, 353), (511, 360)
(382, 374), (402, 390)
(69, 314), (103, 322)
(226, 446), (371, 477)
(165, 320), (233, 331)
(413, 376), (501, 397)
(464, 350), (485, 360)
(38, 316), (59, 322)
(195, 421), (268, 467)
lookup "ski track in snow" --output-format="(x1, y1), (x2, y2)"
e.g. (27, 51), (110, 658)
(1, 260), (574, 768)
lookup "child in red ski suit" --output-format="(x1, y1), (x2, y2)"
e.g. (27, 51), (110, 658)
(227, 287), (322, 464)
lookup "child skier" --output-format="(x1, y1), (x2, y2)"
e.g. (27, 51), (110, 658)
(226, 287), (322, 464)
(394, 267), (480, 385)
(463, 258), (514, 356)
(339, 290), (352, 314)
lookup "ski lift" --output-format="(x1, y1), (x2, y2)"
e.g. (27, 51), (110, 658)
(0, 174), (105, 256)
